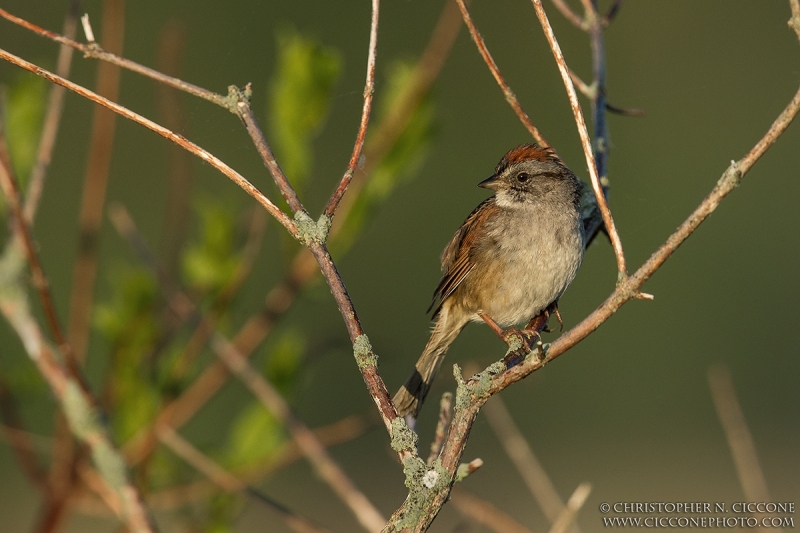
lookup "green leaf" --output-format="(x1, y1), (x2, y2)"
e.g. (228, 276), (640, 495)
(269, 28), (341, 191)
(263, 328), (306, 395)
(94, 268), (159, 346)
(223, 402), (286, 469)
(181, 200), (240, 294)
(333, 60), (436, 254)
(2, 73), (47, 187)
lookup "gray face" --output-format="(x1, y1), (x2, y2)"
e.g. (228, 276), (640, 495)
(482, 159), (576, 204)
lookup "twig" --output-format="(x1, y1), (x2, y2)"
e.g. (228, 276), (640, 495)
(157, 427), (335, 533)
(0, 7), (229, 108)
(602, 0), (624, 26)
(234, 87), (305, 215)
(483, 395), (574, 529)
(212, 334), (386, 533)
(790, 0), (800, 43)
(548, 0), (586, 30)
(324, 0), (380, 217)
(530, 0), (627, 278)
(450, 488), (533, 533)
(155, 19), (193, 275)
(708, 366), (772, 504)
(605, 102), (645, 116)
(568, 68), (594, 98)
(307, 243), (400, 439)
(427, 392), (453, 465)
(66, 0), (126, 364)
(0, 108), (86, 391)
(547, 483), (591, 533)
(23, 0), (81, 224)
(455, 0), (550, 149)
(0, 47), (297, 237)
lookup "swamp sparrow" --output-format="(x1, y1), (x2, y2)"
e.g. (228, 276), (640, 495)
(393, 144), (585, 418)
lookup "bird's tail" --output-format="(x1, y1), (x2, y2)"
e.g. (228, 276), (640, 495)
(393, 312), (466, 418)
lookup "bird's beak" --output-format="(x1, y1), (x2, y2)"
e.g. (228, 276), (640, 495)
(478, 174), (501, 190)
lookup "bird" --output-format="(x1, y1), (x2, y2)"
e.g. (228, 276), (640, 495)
(393, 144), (585, 419)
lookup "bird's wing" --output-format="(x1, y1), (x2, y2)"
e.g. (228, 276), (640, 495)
(428, 197), (497, 316)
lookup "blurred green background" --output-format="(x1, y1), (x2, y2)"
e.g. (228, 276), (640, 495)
(0, 0), (798, 531)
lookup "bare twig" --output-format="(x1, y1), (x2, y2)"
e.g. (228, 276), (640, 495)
(427, 392), (453, 465)
(547, 483), (591, 533)
(158, 427), (335, 533)
(0, 7), (229, 108)
(67, 0), (126, 365)
(23, 0), (81, 224)
(483, 395), (573, 529)
(549, 0), (586, 30)
(0, 110), (86, 391)
(708, 366), (773, 504)
(790, 0), (800, 43)
(155, 19), (193, 275)
(234, 87), (305, 215)
(530, 0), (627, 278)
(455, 0), (550, 148)
(324, 0), (380, 218)
(213, 335), (386, 533)
(602, 0), (624, 26)
(0, 47), (297, 237)
(450, 488), (533, 533)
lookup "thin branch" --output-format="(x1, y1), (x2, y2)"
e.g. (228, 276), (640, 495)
(605, 102), (645, 116)
(530, 0), (627, 277)
(427, 392), (453, 465)
(66, 0), (126, 365)
(155, 18), (193, 275)
(708, 366), (772, 504)
(307, 243), (400, 439)
(791, 0), (800, 43)
(0, 7), (229, 108)
(23, 0), (81, 224)
(547, 483), (592, 533)
(157, 427), (335, 533)
(213, 334), (386, 533)
(602, 0), (624, 26)
(548, 0), (586, 30)
(455, 0), (551, 149)
(483, 395), (574, 529)
(234, 87), (305, 215)
(0, 47), (298, 237)
(0, 109), (87, 391)
(324, 0), (380, 218)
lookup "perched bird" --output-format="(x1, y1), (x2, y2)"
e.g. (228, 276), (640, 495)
(393, 144), (585, 418)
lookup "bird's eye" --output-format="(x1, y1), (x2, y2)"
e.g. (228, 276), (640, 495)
(516, 172), (531, 183)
